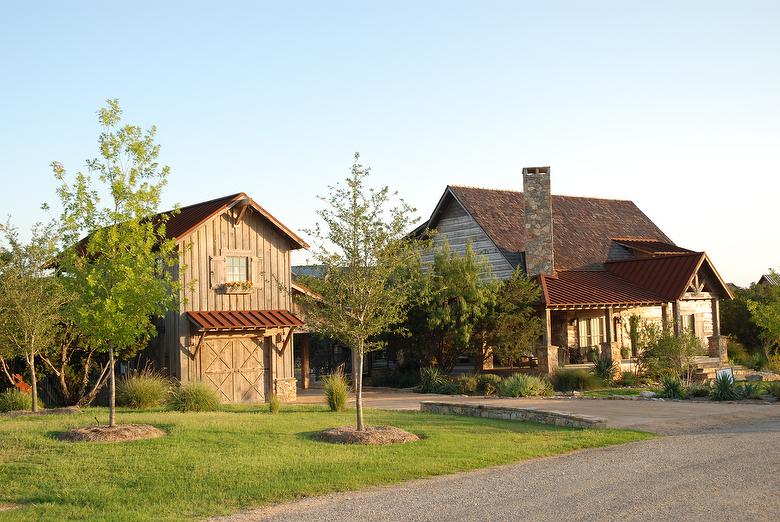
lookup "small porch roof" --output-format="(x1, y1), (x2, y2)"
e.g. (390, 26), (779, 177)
(186, 310), (304, 332)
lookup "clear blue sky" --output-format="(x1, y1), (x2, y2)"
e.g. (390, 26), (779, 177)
(1, 1), (778, 286)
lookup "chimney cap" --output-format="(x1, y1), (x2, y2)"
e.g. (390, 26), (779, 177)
(522, 166), (550, 174)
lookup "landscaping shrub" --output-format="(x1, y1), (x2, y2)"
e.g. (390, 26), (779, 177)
(685, 382), (711, 398)
(768, 354), (780, 374)
(710, 373), (740, 401)
(497, 373), (553, 397)
(619, 371), (638, 387)
(592, 357), (618, 381)
(117, 369), (171, 409)
(766, 381), (780, 399)
(0, 389), (32, 412)
(637, 325), (702, 382)
(476, 373), (502, 396)
(167, 382), (221, 412)
(322, 368), (349, 412)
(268, 394), (281, 414)
(552, 369), (601, 392)
(741, 382), (764, 400)
(417, 367), (448, 393)
(451, 375), (478, 395)
(660, 375), (685, 399)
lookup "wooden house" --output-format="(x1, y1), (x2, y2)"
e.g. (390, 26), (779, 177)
(413, 167), (734, 374)
(149, 193), (308, 402)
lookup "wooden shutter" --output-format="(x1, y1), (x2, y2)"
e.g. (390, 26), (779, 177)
(251, 256), (263, 287)
(695, 313), (705, 340)
(210, 256), (225, 289)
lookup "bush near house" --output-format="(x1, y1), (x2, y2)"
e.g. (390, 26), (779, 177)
(322, 369), (349, 412)
(553, 369), (603, 392)
(710, 373), (740, 401)
(167, 382), (221, 412)
(497, 374), (553, 397)
(660, 375), (685, 399)
(0, 389), (34, 412)
(476, 373), (503, 396)
(117, 369), (172, 409)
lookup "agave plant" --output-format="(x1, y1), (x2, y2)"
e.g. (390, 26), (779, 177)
(660, 374), (685, 399)
(592, 357), (618, 381)
(710, 373), (740, 401)
(418, 367), (448, 393)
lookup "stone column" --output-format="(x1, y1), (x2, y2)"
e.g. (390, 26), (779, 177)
(708, 335), (728, 363)
(538, 308), (558, 375)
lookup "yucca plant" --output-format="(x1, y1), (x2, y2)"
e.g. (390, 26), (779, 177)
(592, 357), (618, 381)
(418, 367), (448, 393)
(660, 375), (685, 399)
(710, 373), (740, 401)
(741, 382), (764, 400)
(322, 367), (349, 412)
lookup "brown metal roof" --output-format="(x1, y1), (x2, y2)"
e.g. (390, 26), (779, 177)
(442, 186), (672, 270)
(605, 253), (705, 302)
(612, 238), (692, 256)
(186, 310), (304, 331)
(540, 271), (666, 307)
(154, 192), (309, 249)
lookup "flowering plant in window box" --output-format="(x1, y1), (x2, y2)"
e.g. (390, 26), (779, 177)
(223, 280), (253, 294)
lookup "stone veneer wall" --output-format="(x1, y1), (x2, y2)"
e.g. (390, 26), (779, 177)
(523, 167), (554, 276)
(420, 401), (606, 429)
(274, 377), (297, 402)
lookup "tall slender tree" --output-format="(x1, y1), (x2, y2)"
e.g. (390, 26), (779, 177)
(53, 100), (179, 427)
(0, 221), (69, 411)
(301, 153), (426, 431)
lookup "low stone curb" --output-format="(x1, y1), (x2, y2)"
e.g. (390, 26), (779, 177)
(419, 401), (607, 429)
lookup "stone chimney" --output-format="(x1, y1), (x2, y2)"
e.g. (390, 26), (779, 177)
(523, 166), (554, 276)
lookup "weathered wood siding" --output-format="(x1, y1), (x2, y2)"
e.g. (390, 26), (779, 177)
(159, 208), (294, 382)
(422, 197), (516, 280)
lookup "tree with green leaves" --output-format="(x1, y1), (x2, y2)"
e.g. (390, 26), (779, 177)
(478, 268), (542, 369)
(419, 241), (498, 372)
(0, 221), (70, 411)
(53, 99), (179, 427)
(300, 153), (426, 431)
(748, 268), (780, 351)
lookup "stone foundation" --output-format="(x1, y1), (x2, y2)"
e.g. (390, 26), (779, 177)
(708, 335), (728, 363)
(420, 401), (606, 429)
(274, 377), (297, 402)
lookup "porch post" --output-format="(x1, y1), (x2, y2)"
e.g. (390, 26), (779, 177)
(300, 333), (310, 390)
(708, 298), (727, 362)
(539, 308), (558, 376)
(672, 301), (681, 336)
(711, 298), (721, 337)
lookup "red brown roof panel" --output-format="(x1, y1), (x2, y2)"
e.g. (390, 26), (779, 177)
(186, 310), (304, 330)
(541, 271), (667, 307)
(605, 253), (704, 302)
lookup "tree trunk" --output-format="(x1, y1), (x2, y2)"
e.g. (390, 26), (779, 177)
(0, 355), (13, 386)
(355, 340), (364, 432)
(108, 345), (116, 427)
(29, 351), (38, 413)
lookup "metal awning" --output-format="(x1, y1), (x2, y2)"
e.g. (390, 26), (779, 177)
(186, 310), (304, 331)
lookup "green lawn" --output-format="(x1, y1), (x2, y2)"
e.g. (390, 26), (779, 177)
(0, 405), (652, 521)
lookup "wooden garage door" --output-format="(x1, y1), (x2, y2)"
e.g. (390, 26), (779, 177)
(200, 336), (267, 402)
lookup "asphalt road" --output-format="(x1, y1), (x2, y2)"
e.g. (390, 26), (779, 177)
(215, 414), (780, 522)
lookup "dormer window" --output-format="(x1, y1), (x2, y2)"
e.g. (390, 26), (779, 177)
(226, 256), (249, 282)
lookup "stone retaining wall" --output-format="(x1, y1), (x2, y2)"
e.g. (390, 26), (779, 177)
(420, 401), (606, 429)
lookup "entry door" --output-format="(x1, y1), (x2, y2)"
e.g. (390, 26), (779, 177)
(201, 336), (267, 402)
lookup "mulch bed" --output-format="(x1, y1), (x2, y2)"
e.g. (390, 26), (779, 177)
(57, 424), (165, 443)
(316, 425), (420, 445)
(2, 406), (82, 418)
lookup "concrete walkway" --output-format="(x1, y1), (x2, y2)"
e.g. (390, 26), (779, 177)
(297, 386), (780, 434)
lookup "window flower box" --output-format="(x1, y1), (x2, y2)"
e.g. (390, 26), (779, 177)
(223, 280), (253, 295)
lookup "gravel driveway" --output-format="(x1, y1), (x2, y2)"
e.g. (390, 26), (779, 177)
(214, 416), (780, 521)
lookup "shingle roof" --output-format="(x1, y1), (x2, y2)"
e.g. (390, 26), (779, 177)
(611, 238), (692, 256)
(445, 186), (672, 270)
(186, 310), (304, 331)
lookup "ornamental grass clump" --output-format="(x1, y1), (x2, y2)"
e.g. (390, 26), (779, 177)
(710, 373), (740, 401)
(497, 373), (553, 397)
(685, 381), (711, 398)
(553, 369), (601, 392)
(417, 367), (448, 394)
(167, 382), (221, 412)
(322, 368), (349, 412)
(268, 394), (281, 414)
(117, 368), (172, 409)
(0, 389), (32, 412)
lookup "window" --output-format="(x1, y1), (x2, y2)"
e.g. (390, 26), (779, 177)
(683, 314), (696, 334)
(226, 256), (249, 282)
(578, 317), (606, 348)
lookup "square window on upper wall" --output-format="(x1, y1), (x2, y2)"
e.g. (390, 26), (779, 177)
(226, 256), (249, 282)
